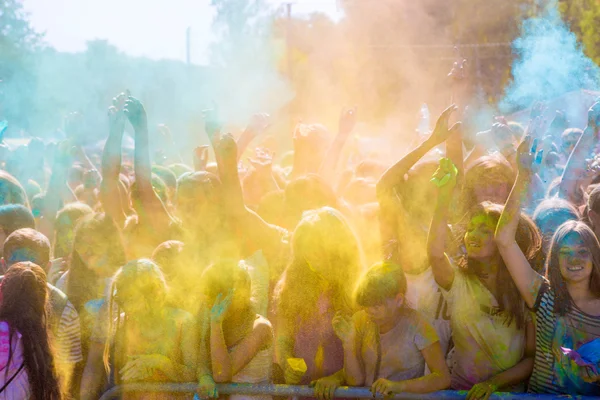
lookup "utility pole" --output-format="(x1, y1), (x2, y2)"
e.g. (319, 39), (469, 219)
(186, 27), (191, 65)
(285, 3), (293, 80)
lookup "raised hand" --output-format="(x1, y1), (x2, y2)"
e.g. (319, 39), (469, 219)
(427, 105), (461, 146)
(587, 101), (600, 132)
(214, 133), (238, 161)
(249, 147), (274, 172)
(430, 157), (458, 196)
(203, 107), (222, 144)
(529, 101), (546, 120)
(331, 311), (354, 344)
(516, 136), (543, 177)
(194, 145), (209, 171)
(210, 290), (233, 325)
(548, 110), (568, 136)
(108, 105), (126, 135)
(448, 55), (467, 82)
(246, 113), (270, 136)
(338, 106), (357, 135)
(526, 116), (545, 141)
(124, 97), (148, 131)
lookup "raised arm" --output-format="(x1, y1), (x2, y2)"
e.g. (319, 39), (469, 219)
(427, 158), (458, 290)
(236, 113), (270, 161)
(38, 141), (72, 240)
(377, 105), (461, 195)
(495, 136), (544, 309)
(100, 100), (127, 228)
(124, 97), (173, 230)
(213, 133), (287, 257)
(319, 107), (357, 184)
(466, 319), (535, 400)
(209, 295), (272, 382)
(558, 104), (600, 204)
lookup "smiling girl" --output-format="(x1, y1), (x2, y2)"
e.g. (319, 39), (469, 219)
(428, 158), (539, 399)
(496, 129), (600, 395)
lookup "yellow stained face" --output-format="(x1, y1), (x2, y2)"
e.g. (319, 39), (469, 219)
(464, 213), (498, 261)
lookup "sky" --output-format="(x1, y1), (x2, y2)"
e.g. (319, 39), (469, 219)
(21, 0), (342, 65)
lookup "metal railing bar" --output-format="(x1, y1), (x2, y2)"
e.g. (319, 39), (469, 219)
(98, 383), (600, 400)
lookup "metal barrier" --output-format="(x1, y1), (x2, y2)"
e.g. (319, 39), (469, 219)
(98, 383), (599, 400)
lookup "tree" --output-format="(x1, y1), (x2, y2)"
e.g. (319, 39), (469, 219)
(0, 0), (43, 130)
(559, 0), (600, 65)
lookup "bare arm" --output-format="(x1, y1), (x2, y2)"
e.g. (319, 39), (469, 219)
(495, 169), (543, 309)
(125, 97), (172, 230)
(100, 105), (127, 228)
(338, 314), (364, 386)
(558, 121), (599, 204)
(214, 134), (287, 256)
(319, 107), (357, 184)
(38, 143), (72, 240)
(210, 319), (272, 382)
(393, 342), (450, 393)
(377, 105), (460, 195)
(236, 113), (270, 161)
(427, 158), (457, 290)
(466, 320), (535, 400)
(80, 342), (107, 400)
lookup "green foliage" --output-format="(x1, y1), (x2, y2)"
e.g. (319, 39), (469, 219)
(559, 0), (600, 65)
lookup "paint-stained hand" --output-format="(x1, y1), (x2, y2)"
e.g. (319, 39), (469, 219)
(197, 374), (218, 399)
(210, 290), (233, 325)
(120, 354), (167, 382)
(371, 378), (402, 397)
(124, 96), (148, 131)
(331, 311), (354, 344)
(310, 374), (341, 400)
(427, 105), (461, 146)
(466, 381), (498, 400)
(516, 135), (543, 176)
(430, 157), (458, 198)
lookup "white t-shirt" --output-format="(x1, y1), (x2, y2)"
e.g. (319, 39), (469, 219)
(404, 267), (452, 358)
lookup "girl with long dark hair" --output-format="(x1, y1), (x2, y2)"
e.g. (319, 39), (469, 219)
(496, 130), (600, 395)
(0, 262), (61, 399)
(428, 158), (539, 399)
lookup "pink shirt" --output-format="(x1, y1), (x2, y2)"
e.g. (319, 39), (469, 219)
(0, 321), (29, 399)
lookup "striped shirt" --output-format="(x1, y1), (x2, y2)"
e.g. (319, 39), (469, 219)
(529, 282), (600, 395)
(54, 300), (83, 364)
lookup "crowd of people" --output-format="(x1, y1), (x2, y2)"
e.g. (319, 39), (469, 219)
(0, 65), (598, 400)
